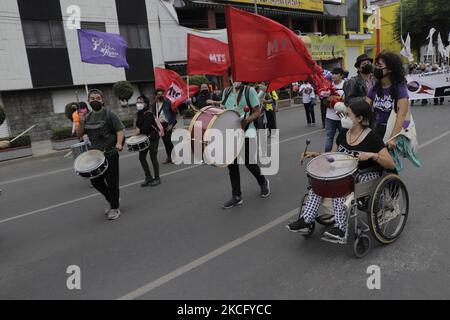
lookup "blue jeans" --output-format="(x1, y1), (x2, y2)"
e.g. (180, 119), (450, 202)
(324, 118), (342, 152)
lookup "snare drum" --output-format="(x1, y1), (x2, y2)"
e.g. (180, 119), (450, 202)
(126, 135), (150, 152)
(70, 141), (89, 160)
(306, 152), (358, 198)
(188, 106), (245, 167)
(74, 150), (108, 179)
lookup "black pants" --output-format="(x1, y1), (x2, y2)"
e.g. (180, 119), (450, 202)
(320, 100), (327, 128)
(91, 152), (120, 209)
(227, 138), (266, 197)
(139, 137), (160, 179)
(265, 110), (277, 134)
(161, 122), (174, 160)
(303, 102), (315, 124)
(375, 122), (387, 140)
(434, 97), (444, 105)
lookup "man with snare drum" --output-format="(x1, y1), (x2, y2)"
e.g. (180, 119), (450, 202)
(77, 89), (125, 221)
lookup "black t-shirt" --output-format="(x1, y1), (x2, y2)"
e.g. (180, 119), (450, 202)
(136, 110), (158, 139)
(192, 92), (220, 109)
(336, 129), (385, 170)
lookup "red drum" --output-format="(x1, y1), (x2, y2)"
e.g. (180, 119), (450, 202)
(188, 106), (245, 167)
(306, 152), (358, 198)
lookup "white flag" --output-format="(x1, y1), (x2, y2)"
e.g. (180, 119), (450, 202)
(437, 32), (447, 58)
(400, 33), (414, 62)
(426, 28), (436, 56)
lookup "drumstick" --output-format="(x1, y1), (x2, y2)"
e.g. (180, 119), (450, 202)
(64, 151), (73, 158)
(10, 125), (36, 143)
(385, 128), (409, 143)
(300, 139), (311, 166)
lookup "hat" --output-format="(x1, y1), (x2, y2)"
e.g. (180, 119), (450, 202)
(354, 54), (372, 68)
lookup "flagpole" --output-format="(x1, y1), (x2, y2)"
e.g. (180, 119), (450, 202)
(400, 0), (403, 41)
(254, 0), (258, 14)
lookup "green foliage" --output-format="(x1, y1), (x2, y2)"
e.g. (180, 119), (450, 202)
(0, 135), (31, 149)
(65, 102), (78, 121)
(188, 75), (209, 86)
(183, 108), (196, 118)
(51, 127), (74, 141)
(394, 0), (450, 53)
(113, 81), (134, 101)
(121, 118), (134, 129)
(0, 105), (6, 126)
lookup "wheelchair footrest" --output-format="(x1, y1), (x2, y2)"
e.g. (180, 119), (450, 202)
(321, 236), (347, 245)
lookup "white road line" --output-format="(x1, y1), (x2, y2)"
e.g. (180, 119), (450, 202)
(117, 128), (450, 300)
(117, 208), (299, 300)
(0, 130), (323, 225)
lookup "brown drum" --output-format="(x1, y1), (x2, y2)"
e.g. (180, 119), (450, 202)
(306, 152), (358, 198)
(188, 106), (245, 167)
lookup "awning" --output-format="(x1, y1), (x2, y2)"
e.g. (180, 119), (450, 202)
(323, 3), (347, 18)
(186, 0), (324, 19)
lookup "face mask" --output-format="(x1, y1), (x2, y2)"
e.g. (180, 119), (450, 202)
(341, 116), (354, 129)
(361, 64), (374, 75)
(157, 96), (164, 101)
(136, 103), (145, 111)
(373, 68), (386, 80)
(201, 89), (209, 94)
(90, 101), (103, 112)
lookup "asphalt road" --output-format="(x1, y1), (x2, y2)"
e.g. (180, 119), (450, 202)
(1, 102), (450, 300)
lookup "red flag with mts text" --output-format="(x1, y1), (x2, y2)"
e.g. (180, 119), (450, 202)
(154, 67), (198, 110)
(187, 34), (230, 76)
(225, 5), (334, 94)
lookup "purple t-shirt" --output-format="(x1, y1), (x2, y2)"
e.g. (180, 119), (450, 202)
(368, 83), (409, 124)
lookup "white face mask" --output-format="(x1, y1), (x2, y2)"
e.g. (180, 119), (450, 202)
(341, 116), (354, 129)
(136, 103), (145, 111)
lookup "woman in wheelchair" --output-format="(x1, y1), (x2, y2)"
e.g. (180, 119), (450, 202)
(287, 101), (396, 242)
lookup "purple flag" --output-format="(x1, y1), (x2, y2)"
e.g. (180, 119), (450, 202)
(77, 29), (129, 68)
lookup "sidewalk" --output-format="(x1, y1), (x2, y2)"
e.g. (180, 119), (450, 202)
(1, 103), (302, 165)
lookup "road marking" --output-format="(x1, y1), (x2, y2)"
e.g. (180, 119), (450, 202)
(117, 208), (299, 300)
(0, 130), (323, 225)
(117, 128), (450, 300)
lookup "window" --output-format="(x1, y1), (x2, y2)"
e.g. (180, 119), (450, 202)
(22, 20), (66, 48)
(346, 0), (360, 32)
(119, 24), (150, 49)
(80, 21), (106, 32)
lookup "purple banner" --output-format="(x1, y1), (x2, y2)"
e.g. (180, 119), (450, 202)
(77, 29), (129, 68)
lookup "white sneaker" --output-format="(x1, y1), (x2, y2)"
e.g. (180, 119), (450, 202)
(105, 204), (111, 215)
(107, 209), (121, 220)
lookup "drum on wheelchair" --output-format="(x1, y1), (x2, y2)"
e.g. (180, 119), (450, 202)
(294, 152), (409, 258)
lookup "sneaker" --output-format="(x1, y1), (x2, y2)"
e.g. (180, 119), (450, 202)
(260, 179), (270, 198)
(222, 196), (243, 209)
(107, 209), (121, 220)
(286, 217), (312, 234)
(104, 204), (111, 215)
(150, 178), (161, 186)
(163, 158), (173, 164)
(141, 176), (154, 187)
(323, 226), (346, 241)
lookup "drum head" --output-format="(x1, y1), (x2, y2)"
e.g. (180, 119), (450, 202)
(126, 135), (148, 145)
(204, 109), (244, 166)
(74, 150), (105, 173)
(307, 152), (358, 180)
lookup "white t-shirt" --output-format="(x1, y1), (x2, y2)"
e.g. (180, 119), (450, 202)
(326, 80), (345, 121)
(300, 83), (315, 104)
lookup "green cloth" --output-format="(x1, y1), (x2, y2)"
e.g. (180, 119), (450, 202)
(389, 135), (422, 172)
(85, 108), (125, 156)
(222, 86), (260, 138)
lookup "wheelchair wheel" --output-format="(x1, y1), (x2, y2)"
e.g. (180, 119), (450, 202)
(353, 235), (371, 258)
(369, 174), (409, 245)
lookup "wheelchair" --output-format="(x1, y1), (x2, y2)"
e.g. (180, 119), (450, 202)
(295, 168), (409, 258)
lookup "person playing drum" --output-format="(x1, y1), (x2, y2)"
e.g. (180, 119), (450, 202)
(77, 89), (125, 221)
(136, 95), (162, 187)
(287, 101), (395, 242)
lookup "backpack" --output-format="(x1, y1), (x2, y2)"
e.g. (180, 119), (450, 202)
(222, 85), (263, 130)
(85, 109), (125, 145)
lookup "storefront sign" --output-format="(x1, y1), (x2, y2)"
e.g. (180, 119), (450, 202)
(225, 0), (324, 12)
(307, 34), (345, 61)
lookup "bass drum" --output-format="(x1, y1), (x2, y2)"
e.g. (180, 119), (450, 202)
(188, 106), (245, 167)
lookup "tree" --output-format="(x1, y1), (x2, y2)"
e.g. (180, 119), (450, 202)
(188, 75), (209, 86)
(113, 81), (134, 107)
(394, 0), (450, 55)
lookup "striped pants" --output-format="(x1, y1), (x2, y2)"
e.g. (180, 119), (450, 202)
(301, 172), (380, 232)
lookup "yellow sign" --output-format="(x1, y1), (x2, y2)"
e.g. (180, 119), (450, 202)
(307, 34), (345, 61)
(225, 0), (324, 12)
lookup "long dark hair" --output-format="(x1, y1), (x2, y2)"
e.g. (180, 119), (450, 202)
(374, 51), (406, 112)
(349, 100), (374, 128)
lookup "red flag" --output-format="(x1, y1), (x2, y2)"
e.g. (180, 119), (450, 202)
(225, 6), (334, 95)
(154, 67), (198, 110)
(187, 34), (230, 76)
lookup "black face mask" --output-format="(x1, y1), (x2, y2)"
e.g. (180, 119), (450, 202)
(361, 63), (374, 75)
(373, 68), (386, 80)
(157, 96), (164, 101)
(90, 101), (103, 111)
(201, 89), (209, 94)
